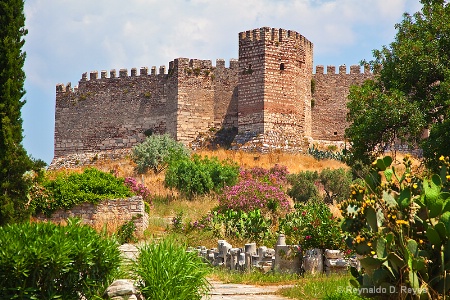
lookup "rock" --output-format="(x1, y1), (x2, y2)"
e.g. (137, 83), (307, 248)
(105, 279), (137, 298)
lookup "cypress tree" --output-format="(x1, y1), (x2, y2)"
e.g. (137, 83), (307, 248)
(0, 0), (32, 225)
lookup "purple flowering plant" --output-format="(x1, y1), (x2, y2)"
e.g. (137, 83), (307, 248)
(219, 179), (290, 214)
(239, 164), (289, 188)
(124, 177), (152, 205)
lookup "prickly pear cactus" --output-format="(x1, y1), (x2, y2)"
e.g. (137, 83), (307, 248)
(340, 155), (450, 299)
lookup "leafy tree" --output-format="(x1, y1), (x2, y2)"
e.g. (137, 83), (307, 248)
(319, 168), (352, 204)
(287, 171), (320, 203)
(132, 133), (190, 174)
(345, 0), (450, 166)
(0, 0), (33, 225)
(287, 168), (352, 204)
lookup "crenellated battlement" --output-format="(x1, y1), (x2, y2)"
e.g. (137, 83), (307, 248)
(53, 27), (373, 159)
(56, 58), (241, 94)
(314, 64), (372, 75)
(239, 27), (313, 48)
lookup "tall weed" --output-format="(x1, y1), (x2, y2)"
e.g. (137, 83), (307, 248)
(132, 238), (210, 299)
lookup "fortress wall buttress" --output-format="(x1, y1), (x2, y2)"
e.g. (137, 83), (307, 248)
(213, 59), (239, 129)
(174, 58), (216, 144)
(311, 64), (372, 141)
(54, 66), (176, 157)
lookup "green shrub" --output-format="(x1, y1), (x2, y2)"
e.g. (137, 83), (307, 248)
(31, 168), (133, 216)
(132, 133), (190, 174)
(287, 168), (352, 204)
(116, 216), (138, 245)
(200, 208), (273, 243)
(279, 201), (345, 250)
(320, 168), (352, 204)
(132, 238), (210, 300)
(287, 170), (320, 202)
(165, 154), (239, 198)
(0, 219), (122, 299)
(308, 145), (348, 162)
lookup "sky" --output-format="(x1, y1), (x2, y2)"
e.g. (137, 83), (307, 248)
(22, 0), (423, 164)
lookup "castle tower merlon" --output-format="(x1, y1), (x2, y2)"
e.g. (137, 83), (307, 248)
(230, 59), (239, 69)
(140, 67), (148, 76)
(327, 66), (336, 74)
(101, 70), (107, 79)
(151, 66), (156, 75)
(159, 66), (166, 75)
(316, 65), (324, 74)
(56, 83), (66, 94)
(110, 69), (116, 78)
(119, 69), (128, 77)
(81, 72), (88, 81)
(350, 65), (361, 74)
(271, 28), (279, 41)
(131, 68), (137, 77)
(339, 65), (346, 74)
(216, 59), (225, 69)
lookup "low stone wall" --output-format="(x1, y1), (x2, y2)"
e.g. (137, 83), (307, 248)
(35, 196), (149, 234)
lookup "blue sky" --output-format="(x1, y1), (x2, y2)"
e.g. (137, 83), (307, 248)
(22, 0), (423, 164)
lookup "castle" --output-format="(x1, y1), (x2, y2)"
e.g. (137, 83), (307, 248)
(54, 27), (372, 158)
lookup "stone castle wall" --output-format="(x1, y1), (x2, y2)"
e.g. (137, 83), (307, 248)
(35, 196), (149, 234)
(55, 58), (238, 157)
(53, 27), (373, 158)
(312, 65), (372, 141)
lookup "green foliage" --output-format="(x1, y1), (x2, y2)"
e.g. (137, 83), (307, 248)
(345, 80), (423, 164)
(164, 154), (239, 198)
(204, 208), (273, 243)
(340, 155), (450, 299)
(308, 145), (348, 162)
(279, 201), (345, 250)
(287, 170), (320, 203)
(0, 0), (35, 225)
(115, 216), (138, 245)
(132, 238), (210, 300)
(132, 133), (190, 174)
(320, 168), (353, 204)
(288, 168), (352, 204)
(346, 1), (450, 165)
(31, 168), (133, 216)
(0, 219), (122, 299)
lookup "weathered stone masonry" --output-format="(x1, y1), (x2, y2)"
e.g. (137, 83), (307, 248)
(54, 27), (372, 158)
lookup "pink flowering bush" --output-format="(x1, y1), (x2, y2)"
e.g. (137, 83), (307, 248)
(219, 179), (290, 214)
(239, 164), (289, 187)
(124, 177), (152, 204)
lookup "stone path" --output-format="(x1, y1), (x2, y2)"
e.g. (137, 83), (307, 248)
(205, 280), (293, 300)
(118, 244), (294, 300)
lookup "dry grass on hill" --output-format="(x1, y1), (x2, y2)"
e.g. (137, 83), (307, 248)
(49, 149), (350, 198)
(46, 150), (422, 243)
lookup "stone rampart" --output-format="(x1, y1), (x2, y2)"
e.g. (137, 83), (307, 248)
(54, 58), (239, 157)
(53, 27), (373, 159)
(35, 196), (149, 235)
(312, 64), (373, 141)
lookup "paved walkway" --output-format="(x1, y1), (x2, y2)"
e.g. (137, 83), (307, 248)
(205, 280), (293, 300)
